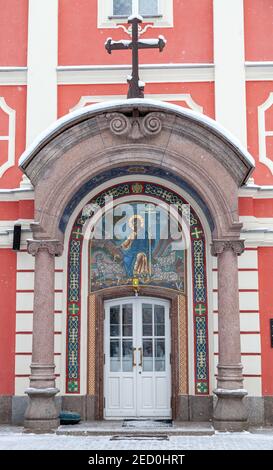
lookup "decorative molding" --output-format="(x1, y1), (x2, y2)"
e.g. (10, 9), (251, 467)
(115, 22), (154, 37)
(66, 182), (209, 395)
(57, 64), (214, 85)
(240, 215), (273, 247)
(241, 231), (273, 248)
(27, 239), (63, 257)
(0, 97), (16, 178)
(178, 294), (188, 395)
(0, 67), (27, 85)
(0, 187), (34, 201)
(245, 62), (273, 81)
(88, 294), (96, 395)
(211, 240), (245, 257)
(239, 184), (273, 199)
(0, 220), (33, 248)
(106, 111), (163, 139)
(258, 92), (273, 175)
(70, 93), (203, 114)
(97, 0), (173, 29)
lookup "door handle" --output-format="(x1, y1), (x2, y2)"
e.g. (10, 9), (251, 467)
(133, 348), (137, 367)
(138, 347), (143, 367)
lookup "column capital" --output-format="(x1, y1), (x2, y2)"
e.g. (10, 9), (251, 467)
(211, 239), (245, 257)
(27, 239), (63, 257)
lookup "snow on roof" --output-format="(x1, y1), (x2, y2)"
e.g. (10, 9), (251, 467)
(19, 98), (255, 170)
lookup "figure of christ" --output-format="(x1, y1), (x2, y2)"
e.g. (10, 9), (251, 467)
(120, 215), (152, 277)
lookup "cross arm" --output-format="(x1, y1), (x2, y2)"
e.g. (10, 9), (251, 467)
(138, 37), (167, 53)
(105, 36), (167, 55)
(105, 38), (132, 54)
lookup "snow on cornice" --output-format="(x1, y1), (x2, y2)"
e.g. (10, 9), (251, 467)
(19, 98), (255, 171)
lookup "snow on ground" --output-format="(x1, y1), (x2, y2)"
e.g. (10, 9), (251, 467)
(0, 427), (273, 450)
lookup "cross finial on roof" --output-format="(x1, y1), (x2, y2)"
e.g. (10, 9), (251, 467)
(105, 15), (166, 99)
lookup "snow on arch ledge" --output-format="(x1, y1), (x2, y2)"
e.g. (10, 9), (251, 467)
(19, 98), (255, 184)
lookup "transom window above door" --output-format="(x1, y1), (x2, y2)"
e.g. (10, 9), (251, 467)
(113, 0), (159, 18)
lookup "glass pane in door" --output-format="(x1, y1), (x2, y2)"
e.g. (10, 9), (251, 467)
(122, 304), (133, 372)
(110, 305), (120, 337)
(122, 304), (133, 337)
(143, 339), (153, 371)
(142, 304), (153, 336)
(141, 303), (166, 372)
(122, 339), (133, 372)
(109, 304), (133, 372)
(155, 339), (165, 371)
(110, 339), (121, 372)
(155, 305), (165, 336)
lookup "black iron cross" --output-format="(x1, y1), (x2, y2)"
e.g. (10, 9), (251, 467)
(105, 15), (166, 99)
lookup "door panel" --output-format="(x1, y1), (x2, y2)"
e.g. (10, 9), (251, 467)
(137, 301), (171, 417)
(104, 298), (171, 418)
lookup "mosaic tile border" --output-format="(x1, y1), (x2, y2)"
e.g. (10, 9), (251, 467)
(66, 181), (209, 395)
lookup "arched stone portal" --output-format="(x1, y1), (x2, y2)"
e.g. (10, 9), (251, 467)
(66, 178), (209, 420)
(19, 99), (254, 432)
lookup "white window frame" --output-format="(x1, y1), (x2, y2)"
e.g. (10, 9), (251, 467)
(98, 0), (173, 29)
(258, 92), (273, 174)
(0, 97), (16, 178)
(112, 0), (159, 18)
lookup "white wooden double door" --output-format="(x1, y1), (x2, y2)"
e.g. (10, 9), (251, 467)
(104, 297), (171, 418)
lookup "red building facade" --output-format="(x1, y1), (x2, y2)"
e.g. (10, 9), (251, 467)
(0, 0), (273, 430)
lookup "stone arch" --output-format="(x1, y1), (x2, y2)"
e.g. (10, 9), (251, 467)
(21, 99), (254, 432)
(20, 99), (254, 241)
(65, 179), (210, 406)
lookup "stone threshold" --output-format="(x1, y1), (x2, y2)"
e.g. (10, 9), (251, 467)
(56, 421), (215, 437)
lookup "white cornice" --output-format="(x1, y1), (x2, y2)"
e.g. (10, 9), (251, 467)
(239, 184), (273, 199)
(0, 220), (33, 248)
(240, 215), (273, 246)
(245, 62), (273, 81)
(1, 62), (273, 86)
(57, 63), (215, 84)
(0, 188), (34, 201)
(0, 67), (27, 85)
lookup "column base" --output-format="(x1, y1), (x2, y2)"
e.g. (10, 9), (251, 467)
(213, 388), (248, 432)
(24, 387), (60, 433)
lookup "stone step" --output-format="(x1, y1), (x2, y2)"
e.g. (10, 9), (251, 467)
(56, 421), (215, 436)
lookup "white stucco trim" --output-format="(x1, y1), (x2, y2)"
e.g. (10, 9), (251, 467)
(0, 97), (16, 178)
(26, 0), (58, 146)
(70, 94), (203, 113)
(0, 220), (32, 248)
(97, 0), (173, 29)
(239, 184), (273, 198)
(246, 62), (273, 81)
(240, 216), (273, 247)
(0, 67), (27, 85)
(57, 63), (214, 85)
(258, 92), (273, 175)
(0, 188), (34, 201)
(213, 0), (247, 147)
